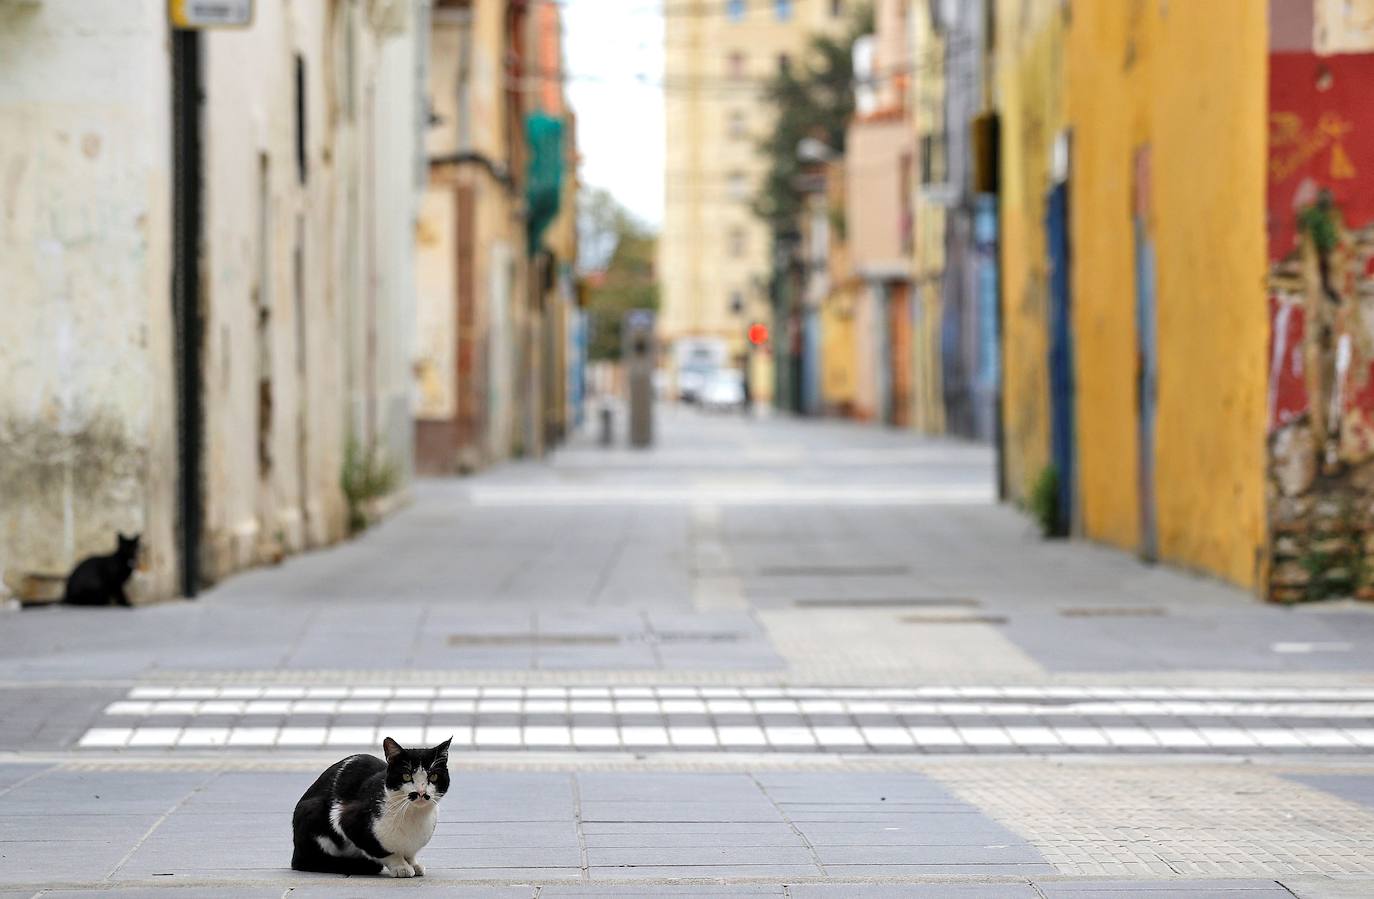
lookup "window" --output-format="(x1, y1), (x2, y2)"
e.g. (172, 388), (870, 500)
(727, 0), (745, 20)
(727, 51), (745, 80)
(728, 110), (747, 139)
(830, 0), (843, 16)
(775, 0), (792, 21)
(730, 290), (745, 314)
(727, 171), (748, 201)
(729, 227), (746, 258)
(777, 53), (791, 73)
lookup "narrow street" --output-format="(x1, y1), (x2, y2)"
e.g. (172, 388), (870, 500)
(3, 408), (1374, 896)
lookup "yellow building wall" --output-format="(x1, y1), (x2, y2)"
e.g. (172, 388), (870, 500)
(820, 288), (857, 411)
(994, 1), (1063, 503)
(910, 7), (945, 435)
(1066, 1), (1267, 587)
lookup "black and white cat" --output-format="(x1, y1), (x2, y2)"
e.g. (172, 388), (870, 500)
(291, 736), (451, 877)
(63, 533), (140, 606)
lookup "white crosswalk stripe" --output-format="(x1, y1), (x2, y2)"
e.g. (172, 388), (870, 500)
(71, 682), (1374, 755)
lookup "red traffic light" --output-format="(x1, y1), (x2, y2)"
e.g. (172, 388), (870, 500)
(748, 323), (769, 346)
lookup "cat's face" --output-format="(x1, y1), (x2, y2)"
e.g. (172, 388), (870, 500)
(381, 737), (451, 806)
(117, 533), (141, 567)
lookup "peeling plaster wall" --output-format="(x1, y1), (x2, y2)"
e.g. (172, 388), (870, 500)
(1265, 6), (1374, 601)
(195, 0), (420, 584)
(0, 0), (178, 601)
(0, 0), (423, 602)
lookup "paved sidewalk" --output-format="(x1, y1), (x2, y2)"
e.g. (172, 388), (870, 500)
(4, 409), (1373, 686)
(1, 760), (1373, 895)
(3, 407), (1374, 895)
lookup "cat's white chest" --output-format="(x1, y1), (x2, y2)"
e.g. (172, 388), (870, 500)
(372, 802), (437, 857)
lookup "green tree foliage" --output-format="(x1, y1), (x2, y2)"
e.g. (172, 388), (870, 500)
(754, 6), (872, 235)
(578, 187), (658, 362)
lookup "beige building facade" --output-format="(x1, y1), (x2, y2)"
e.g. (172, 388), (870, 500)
(660, 0), (848, 390)
(0, 0), (425, 603)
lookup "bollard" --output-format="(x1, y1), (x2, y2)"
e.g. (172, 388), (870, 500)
(599, 404), (614, 447)
(623, 310), (656, 448)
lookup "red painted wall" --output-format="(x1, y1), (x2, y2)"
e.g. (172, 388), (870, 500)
(1268, 53), (1374, 263)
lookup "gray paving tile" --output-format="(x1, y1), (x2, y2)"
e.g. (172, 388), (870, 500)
(821, 864), (1057, 876)
(421, 847), (583, 867)
(39, 890), (284, 899)
(1033, 882), (1288, 895)
(283, 888), (531, 899)
(541, 887), (783, 897)
(579, 801), (782, 823)
(581, 822), (798, 835)
(576, 773), (762, 802)
(789, 886), (1041, 899)
(587, 846), (816, 866)
(1278, 876), (1374, 898)
(1035, 891), (1291, 899)
(587, 864), (821, 878)
(813, 845), (1045, 865)
(1283, 775), (1374, 813)
(583, 831), (804, 849)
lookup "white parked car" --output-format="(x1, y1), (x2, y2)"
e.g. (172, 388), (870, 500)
(677, 365), (712, 403)
(701, 369), (746, 411)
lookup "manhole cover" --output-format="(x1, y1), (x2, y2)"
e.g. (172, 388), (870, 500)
(899, 613), (1008, 625)
(1059, 607), (1168, 618)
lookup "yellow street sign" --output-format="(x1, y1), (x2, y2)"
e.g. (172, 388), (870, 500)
(170, 0), (253, 29)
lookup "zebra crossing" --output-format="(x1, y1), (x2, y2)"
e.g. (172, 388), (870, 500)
(75, 683), (1374, 754)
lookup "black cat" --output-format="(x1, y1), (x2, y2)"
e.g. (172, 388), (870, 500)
(62, 533), (140, 607)
(292, 736), (452, 877)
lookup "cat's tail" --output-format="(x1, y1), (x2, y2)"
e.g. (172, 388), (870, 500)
(291, 846), (383, 875)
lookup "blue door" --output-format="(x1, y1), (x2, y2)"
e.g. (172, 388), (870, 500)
(1045, 182), (1074, 536)
(974, 196), (1000, 442)
(1134, 215), (1158, 561)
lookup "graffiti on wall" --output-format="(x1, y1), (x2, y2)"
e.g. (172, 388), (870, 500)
(1266, 52), (1374, 602)
(1269, 54), (1374, 262)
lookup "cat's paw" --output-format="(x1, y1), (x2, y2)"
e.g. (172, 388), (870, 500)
(382, 861), (416, 878)
(411, 861), (425, 876)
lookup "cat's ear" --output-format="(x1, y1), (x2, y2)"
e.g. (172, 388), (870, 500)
(433, 738), (452, 764)
(382, 736), (404, 762)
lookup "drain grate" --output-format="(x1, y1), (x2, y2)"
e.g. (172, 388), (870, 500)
(761, 564), (910, 577)
(1059, 607), (1168, 618)
(793, 597), (980, 609)
(899, 613), (1008, 625)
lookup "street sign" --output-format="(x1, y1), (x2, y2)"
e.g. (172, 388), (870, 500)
(170, 0), (253, 29)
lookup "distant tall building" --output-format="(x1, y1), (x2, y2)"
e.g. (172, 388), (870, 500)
(661, 0), (847, 395)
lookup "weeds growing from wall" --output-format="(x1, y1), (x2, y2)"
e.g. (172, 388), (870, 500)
(341, 438), (398, 534)
(1028, 464), (1064, 539)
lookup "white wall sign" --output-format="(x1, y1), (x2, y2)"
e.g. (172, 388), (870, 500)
(170, 0), (253, 29)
